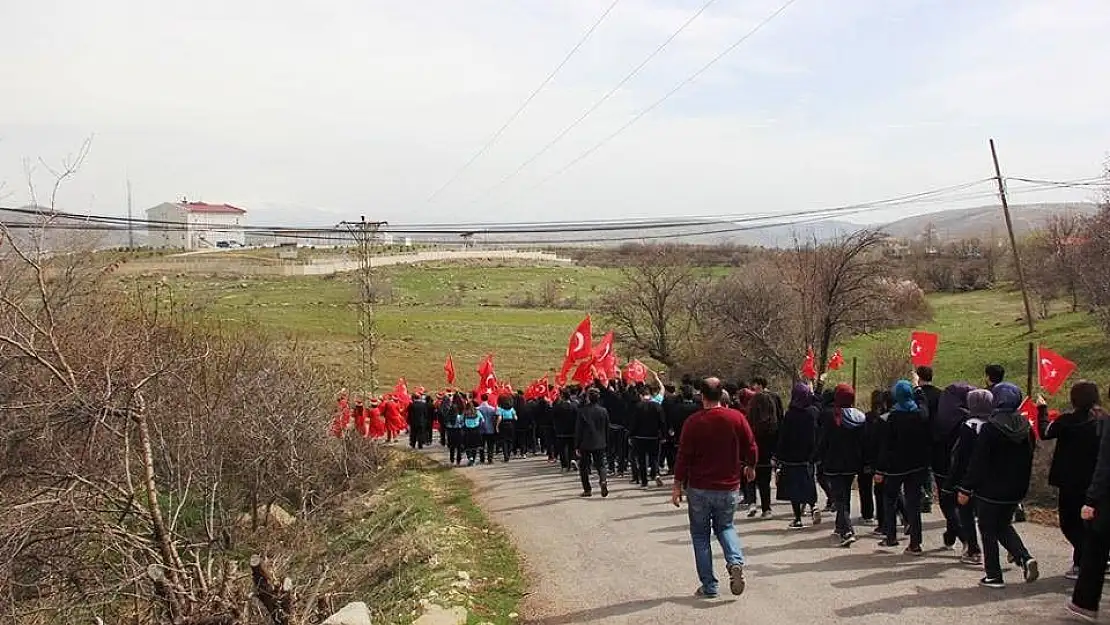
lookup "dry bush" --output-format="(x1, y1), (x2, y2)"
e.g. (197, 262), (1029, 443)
(0, 220), (377, 624)
(865, 341), (911, 394)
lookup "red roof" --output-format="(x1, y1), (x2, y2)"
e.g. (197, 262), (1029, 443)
(180, 202), (246, 214)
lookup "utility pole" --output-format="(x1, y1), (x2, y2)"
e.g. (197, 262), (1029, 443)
(340, 216), (388, 394)
(990, 139), (1036, 333)
(126, 178), (135, 249)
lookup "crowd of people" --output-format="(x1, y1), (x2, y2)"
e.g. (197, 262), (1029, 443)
(332, 363), (1110, 622)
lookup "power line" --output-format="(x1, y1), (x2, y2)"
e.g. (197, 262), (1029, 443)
(425, 0), (622, 203)
(465, 0), (720, 206)
(505, 0), (800, 206)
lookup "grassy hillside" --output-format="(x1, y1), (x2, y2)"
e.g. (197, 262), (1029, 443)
(132, 262), (620, 391)
(829, 289), (1110, 404)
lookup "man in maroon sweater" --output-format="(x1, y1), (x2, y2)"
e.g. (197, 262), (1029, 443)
(672, 377), (758, 599)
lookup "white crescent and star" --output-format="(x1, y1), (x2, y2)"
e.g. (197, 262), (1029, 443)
(911, 340), (922, 356)
(572, 332), (585, 354)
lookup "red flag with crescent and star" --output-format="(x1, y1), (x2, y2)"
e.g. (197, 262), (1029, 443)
(624, 359), (648, 383)
(565, 316), (593, 362)
(1038, 346), (1077, 396)
(910, 331), (939, 367)
(826, 348), (845, 372)
(1018, 398), (1040, 441)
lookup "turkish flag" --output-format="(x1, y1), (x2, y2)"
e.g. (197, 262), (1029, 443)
(625, 359), (648, 383)
(444, 355), (456, 385)
(565, 316), (593, 362)
(1018, 398), (1040, 441)
(572, 358), (595, 386)
(801, 346), (817, 380)
(827, 348), (845, 372)
(1038, 346), (1077, 396)
(910, 331), (939, 367)
(476, 354), (497, 395)
(593, 331), (614, 362)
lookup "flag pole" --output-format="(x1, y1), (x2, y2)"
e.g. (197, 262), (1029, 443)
(1026, 342), (1035, 397)
(851, 357), (858, 390)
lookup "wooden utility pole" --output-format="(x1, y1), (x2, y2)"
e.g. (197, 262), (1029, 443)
(990, 139), (1036, 333)
(126, 178), (135, 249)
(1026, 342), (1035, 396)
(341, 216), (388, 394)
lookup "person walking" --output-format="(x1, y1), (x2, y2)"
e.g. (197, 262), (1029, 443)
(496, 396), (517, 463)
(955, 382), (1038, 589)
(932, 383), (976, 551)
(875, 380), (930, 554)
(945, 389), (991, 566)
(746, 391), (779, 518)
(478, 395), (498, 464)
(407, 393), (430, 450)
(575, 388), (610, 498)
(629, 386), (666, 488)
(672, 377), (758, 599)
(776, 384), (821, 529)
(1068, 385), (1110, 622)
(1037, 381), (1101, 580)
(553, 389), (579, 472)
(819, 384), (866, 546)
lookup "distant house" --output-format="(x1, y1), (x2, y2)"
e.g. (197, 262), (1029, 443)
(146, 200), (247, 249)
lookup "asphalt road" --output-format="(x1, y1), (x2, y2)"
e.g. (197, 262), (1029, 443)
(450, 454), (1094, 625)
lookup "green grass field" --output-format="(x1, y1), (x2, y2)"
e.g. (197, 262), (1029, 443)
(135, 262), (620, 391)
(828, 290), (1110, 404)
(140, 262), (1110, 403)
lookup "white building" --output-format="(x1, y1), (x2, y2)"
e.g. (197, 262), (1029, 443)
(146, 200), (247, 249)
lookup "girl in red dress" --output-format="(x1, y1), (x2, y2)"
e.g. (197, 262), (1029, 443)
(368, 397), (387, 439)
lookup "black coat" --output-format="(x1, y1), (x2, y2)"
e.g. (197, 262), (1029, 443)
(958, 417), (1035, 505)
(1087, 413), (1110, 507)
(553, 400), (578, 437)
(876, 407), (931, 477)
(408, 399), (430, 429)
(532, 399), (552, 428)
(819, 409), (866, 476)
(943, 417), (986, 493)
(575, 404), (610, 451)
(862, 411), (884, 473)
(665, 398), (700, 441)
(629, 400), (665, 439)
(1040, 406), (1100, 493)
(775, 406), (819, 465)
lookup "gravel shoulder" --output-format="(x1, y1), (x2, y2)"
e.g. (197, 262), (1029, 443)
(451, 454), (1091, 625)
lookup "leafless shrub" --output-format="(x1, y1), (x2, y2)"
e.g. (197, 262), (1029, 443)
(866, 341), (911, 394)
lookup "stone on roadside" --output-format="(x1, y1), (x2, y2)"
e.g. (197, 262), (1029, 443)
(234, 504), (296, 529)
(413, 604), (467, 625)
(322, 601), (372, 625)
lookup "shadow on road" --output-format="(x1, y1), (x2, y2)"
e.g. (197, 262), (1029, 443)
(525, 595), (736, 625)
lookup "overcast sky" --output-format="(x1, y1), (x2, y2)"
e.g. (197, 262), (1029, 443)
(1, 0), (1108, 227)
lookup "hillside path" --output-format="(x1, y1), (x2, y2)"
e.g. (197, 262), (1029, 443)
(446, 453), (1090, 625)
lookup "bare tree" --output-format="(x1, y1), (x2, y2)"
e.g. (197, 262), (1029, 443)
(597, 245), (701, 368)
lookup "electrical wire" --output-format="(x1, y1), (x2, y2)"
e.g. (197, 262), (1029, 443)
(501, 0), (800, 207)
(425, 0), (622, 203)
(464, 0), (720, 206)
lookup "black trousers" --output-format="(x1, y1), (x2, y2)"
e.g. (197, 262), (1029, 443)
(883, 470), (925, 546)
(1073, 508), (1110, 611)
(755, 466), (773, 511)
(408, 423), (426, 449)
(541, 425), (556, 460)
(500, 421), (516, 461)
(1060, 488), (1086, 567)
(977, 501), (1030, 580)
(439, 421), (447, 446)
(935, 475), (962, 544)
(555, 435), (575, 469)
(660, 438), (677, 474)
(607, 427), (628, 474)
(482, 434), (497, 463)
(857, 470), (876, 520)
(958, 499), (981, 555)
(579, 449), (608, 493)
(816, 464), (832, 507)
(829, 474), (856, 537)
(631, 437), (659, 486)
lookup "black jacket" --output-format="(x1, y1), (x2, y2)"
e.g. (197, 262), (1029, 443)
(665, 398), (700, 441)
(531, 399), (552, 429)
(919, 384), (941, 422)
(752, 423), (778, 468)
(862, 411), (884, 473)
(775, 406), (819, 465)
(553, 400), (578, 437)
(575, 404), (610, 451)
(1039, 406), (1100, 492)
(819, 408), (867, 475)
(602, 387), (627, 428)
(1087, 414), (1110, 507)
(408, 399), (430, 429)
(877, 407), (931, 477)
(943, 417), (986, 493)
(629, 400), (665, 439)
(958, 417), (1035, 504)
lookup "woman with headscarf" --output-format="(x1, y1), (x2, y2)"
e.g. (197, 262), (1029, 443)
(819, 384), (867, 546)
(746, 391), (780, 518)
(1037, 381), (1101, 580)
(956, 382), (1038, 589)
(775, 383), (821, 529)
(875, 380), (930, 554)
(944, 388), (991, 566)
(815, 388), (837, 513)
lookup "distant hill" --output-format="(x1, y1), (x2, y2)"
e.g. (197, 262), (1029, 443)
(876, 202), (1098, 242)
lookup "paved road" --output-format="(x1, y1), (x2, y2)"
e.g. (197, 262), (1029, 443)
(449, 454), (1092, 625)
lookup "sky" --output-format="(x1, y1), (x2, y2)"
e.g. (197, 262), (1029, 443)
(1, 0), (1108, 228)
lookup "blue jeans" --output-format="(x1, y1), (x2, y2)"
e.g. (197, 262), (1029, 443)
(687, 487), (745, 595)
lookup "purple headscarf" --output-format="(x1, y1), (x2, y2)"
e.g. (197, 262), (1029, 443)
(790, 383), (814, 410)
